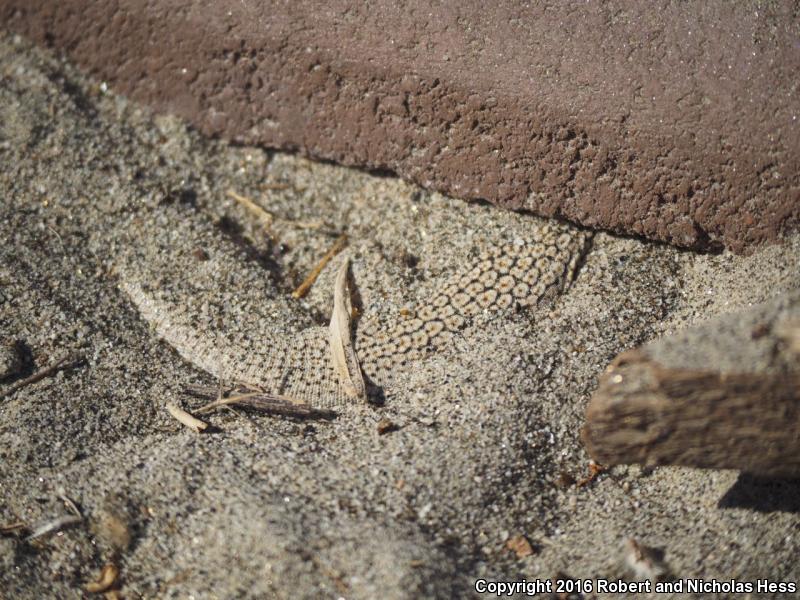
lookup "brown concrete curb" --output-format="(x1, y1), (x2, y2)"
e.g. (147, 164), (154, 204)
(3, 1), (798, 252)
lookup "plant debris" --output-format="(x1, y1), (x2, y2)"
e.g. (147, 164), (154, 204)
(227, 189), (275, 229)
(292, 234), (348, 299)
(185, 384), (337, 419)
(26, 514), (82, 542)
(0, 521), (27, 535)
(329, 257), (366, 399)
(228, 188), (325, 233)
(0, 351), (84, 400)
(26, 494), (83, 542)
(165, 402), (208, 433)
(576, 460), (608, 487)
(84, 564), (119, 594)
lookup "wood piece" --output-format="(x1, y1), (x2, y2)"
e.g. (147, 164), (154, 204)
(583, 291), (800, 477)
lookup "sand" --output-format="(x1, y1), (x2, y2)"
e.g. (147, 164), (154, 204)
(1, 31), (799, 599)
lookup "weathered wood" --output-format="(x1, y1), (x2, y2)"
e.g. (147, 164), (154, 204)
(583, 291), (800, 477)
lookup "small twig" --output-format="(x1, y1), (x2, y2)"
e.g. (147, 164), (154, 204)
(195, 391), (275, 412)
(185, 384), (336, 419)
(26, 514), (83, 542)
(227, 189), (274, 228)
(292, 234), (348, 299)
(165, 403), (208, 433)
(227, 189), (323, 230)
(198, 393), (335, 419)
(60, 495), (82, 518)
(0, 352), (84, 400)
(0, 521), (27, 534)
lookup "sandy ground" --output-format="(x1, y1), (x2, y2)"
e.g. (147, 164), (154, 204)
(1, 31), (799, 599)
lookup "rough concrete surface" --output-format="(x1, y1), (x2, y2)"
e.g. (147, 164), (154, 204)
(2, 32), (800, 599)
(1, 1), (798, 252)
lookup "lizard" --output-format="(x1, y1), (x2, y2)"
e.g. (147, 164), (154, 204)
(118, 203), (591, 409)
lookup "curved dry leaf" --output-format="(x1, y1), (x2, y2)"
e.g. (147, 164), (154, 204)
(85, 564), (119, 594)
(329, 257), (365, 399)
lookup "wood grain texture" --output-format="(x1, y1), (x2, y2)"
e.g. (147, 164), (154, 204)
(583, 291), (800, 477)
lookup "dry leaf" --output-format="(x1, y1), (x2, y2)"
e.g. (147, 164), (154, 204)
(85, 564), (119, 594)
(329, 257), (365, 399)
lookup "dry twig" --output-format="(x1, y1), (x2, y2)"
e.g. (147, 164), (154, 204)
(227, 189), (275, 228)
(26, 514), (83, 542)
(0, 521), (27, 534)
(60, 494), (82, 518)
(26, 494), (84, 542)
(292, 234), (348, 299)
(584, 291), (800, 476)
(228, 189), (324, 231)
(185, 384), (336, 419)
(0, 352), (84, 400)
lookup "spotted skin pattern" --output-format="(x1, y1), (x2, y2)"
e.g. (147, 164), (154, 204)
(121, 223), (589, 407)
(357, 227), (586, 369)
